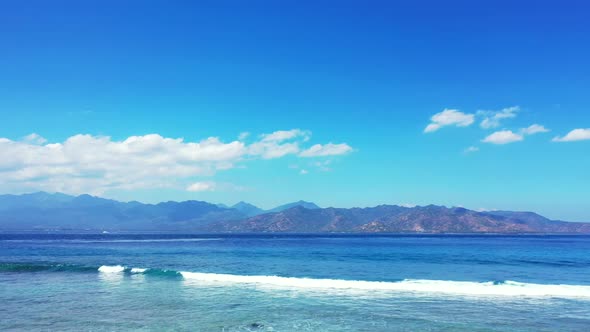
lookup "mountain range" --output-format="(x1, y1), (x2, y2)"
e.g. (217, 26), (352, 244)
(0, 192), (588, 234)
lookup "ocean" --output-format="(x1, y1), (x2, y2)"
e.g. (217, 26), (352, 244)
(1, 234), (589, 331)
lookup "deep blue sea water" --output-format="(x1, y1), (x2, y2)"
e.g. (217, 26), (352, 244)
(1, 234), (590, 331)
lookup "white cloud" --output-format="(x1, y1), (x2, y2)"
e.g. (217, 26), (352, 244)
(464, 146), (479, 153)
(248, 141), (300, 159)
(0, 134), (243, 195)
(187, 182), (246, 192)
(186, 181), (217, 192)
(520, 124), (549, 135)
(299, 143), (353, 157)
(238, 132), (250, 140)
(478, 124), (547, 146)
(23, 133), (47, 145)
(261, 129), (310, 142)
(400, 203), (416, 208)
(246, 129), (315, 159)
(424, 109), (474, 133)
(552, 128), (590, 142)
(0, 130), (353, 195)
(478, 106), (519, 129)
(481, 130), (524, 144)
(299, 169), (308, 175)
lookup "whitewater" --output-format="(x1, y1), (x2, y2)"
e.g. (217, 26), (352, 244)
(91, 264), (590, 299)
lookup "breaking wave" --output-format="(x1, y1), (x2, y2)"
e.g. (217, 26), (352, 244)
(3, 263), (590, 299)
(180, 271), (590, 298)
(98, 265), (182, 278)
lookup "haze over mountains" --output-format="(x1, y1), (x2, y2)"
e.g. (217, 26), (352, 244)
(0, 192), (588, 234)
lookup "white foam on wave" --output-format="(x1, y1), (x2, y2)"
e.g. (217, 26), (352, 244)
(130, 268), (147, 273)
(179, 272), (590, 299)
(98, 265), (126, 273)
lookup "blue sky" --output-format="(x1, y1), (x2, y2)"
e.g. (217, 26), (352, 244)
(1, 1), (589, 220)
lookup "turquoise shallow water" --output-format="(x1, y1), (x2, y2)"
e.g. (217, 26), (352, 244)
(1, 234), (590, 331)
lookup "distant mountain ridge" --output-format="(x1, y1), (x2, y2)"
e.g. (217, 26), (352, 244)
(231, 201), (265, 217)
(209, 205), (590, 234)
(267, 200), (320, 213)
(230, 200), (319, 217)
(0, 192), (318, 231)
(0, 192), (588, 234)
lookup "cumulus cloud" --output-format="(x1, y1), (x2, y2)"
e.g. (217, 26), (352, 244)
(425, 105), (557, 147)
(299, 143), (353, 157)
(520, 124), (549, 135)
(478, 106), (519, 129)
(424, 109), (474, 133)
(23, 133), (48, 145)
(552, 128), (590, 142)
(186, 181), (217, 192)
(480, 124), (548, 146)
(481, 130), (524, 144)
(248, 141), (300, 159)
(246, 129), (315, 159)
(261, 129), (310, 142)
(0, 130), (353, 195)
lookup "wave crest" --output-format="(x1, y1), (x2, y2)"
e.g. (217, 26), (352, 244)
(98, 265), (125, 273)
(3, 262), (590, 299)
(180, 272), (590, 298)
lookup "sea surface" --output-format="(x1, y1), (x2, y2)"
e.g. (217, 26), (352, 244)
(1, 234), (590, 331)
